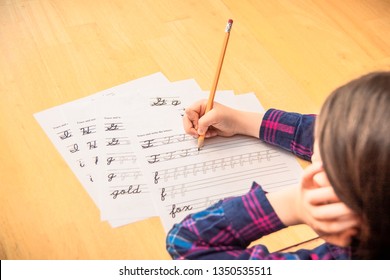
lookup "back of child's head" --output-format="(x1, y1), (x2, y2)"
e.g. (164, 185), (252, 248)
(317, 71), (390, 259)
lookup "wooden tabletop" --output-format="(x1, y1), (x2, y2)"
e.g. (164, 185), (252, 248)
(1, 0), (389, 259)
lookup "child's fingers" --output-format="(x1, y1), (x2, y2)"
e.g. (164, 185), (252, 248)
(183, 100), (207, 137)
(182, 114), (199, 137)
(301, 163), (324, 189)
(305, 186), (340, 205)
(197, 109), (218, 135)
(204, 129), (218, 138)
(309, 201), (357, 222)
(319, 218), (359, 234)
(185, 99), (207, 116)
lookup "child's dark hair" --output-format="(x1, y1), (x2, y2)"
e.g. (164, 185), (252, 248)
(317, 71), (390, 259)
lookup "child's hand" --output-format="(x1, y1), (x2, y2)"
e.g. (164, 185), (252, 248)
(183, 99), (264, 139)
(298, 163), (360, 247)
(183, 99), (241, 138)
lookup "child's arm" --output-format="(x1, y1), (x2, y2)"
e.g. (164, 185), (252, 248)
(166, 182), (289, 260)
(260, 109), (315, 161)
(183, 100), (315, 161)
(166, 182), (351, 260)
(166, 168), (357, 260)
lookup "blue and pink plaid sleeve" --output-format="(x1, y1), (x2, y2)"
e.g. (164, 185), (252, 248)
(260, 109), (316, 161)
(166, 182), (287, 260)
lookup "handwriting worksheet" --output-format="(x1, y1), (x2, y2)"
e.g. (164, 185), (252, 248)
(35, 72), (303, 231)
(34, 73), (171, 226)
(93, 79), (202, 224)
(129, 92), (303, 232)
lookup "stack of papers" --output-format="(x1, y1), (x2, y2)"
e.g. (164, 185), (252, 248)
(34, 72), (303, 232)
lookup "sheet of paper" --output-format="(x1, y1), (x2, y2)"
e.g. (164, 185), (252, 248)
(129, 94), (303, 232)
(93, 79), (203, 223)
(34, 73), (170, 222)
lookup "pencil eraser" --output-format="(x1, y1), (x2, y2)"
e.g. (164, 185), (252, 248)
(226, 19), (233, 32)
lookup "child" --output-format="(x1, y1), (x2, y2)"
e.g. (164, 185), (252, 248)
(166, 71), (390, 259)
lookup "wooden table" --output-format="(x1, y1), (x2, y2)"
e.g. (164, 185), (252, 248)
(1, 0), (389, 259)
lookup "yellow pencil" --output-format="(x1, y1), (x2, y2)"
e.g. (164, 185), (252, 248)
(198, 19), (233, 150)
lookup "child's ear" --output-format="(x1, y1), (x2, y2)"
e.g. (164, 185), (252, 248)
(301, 162), (324, 190)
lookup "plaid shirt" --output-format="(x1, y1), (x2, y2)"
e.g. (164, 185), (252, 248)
(166, 109), (351, 259)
